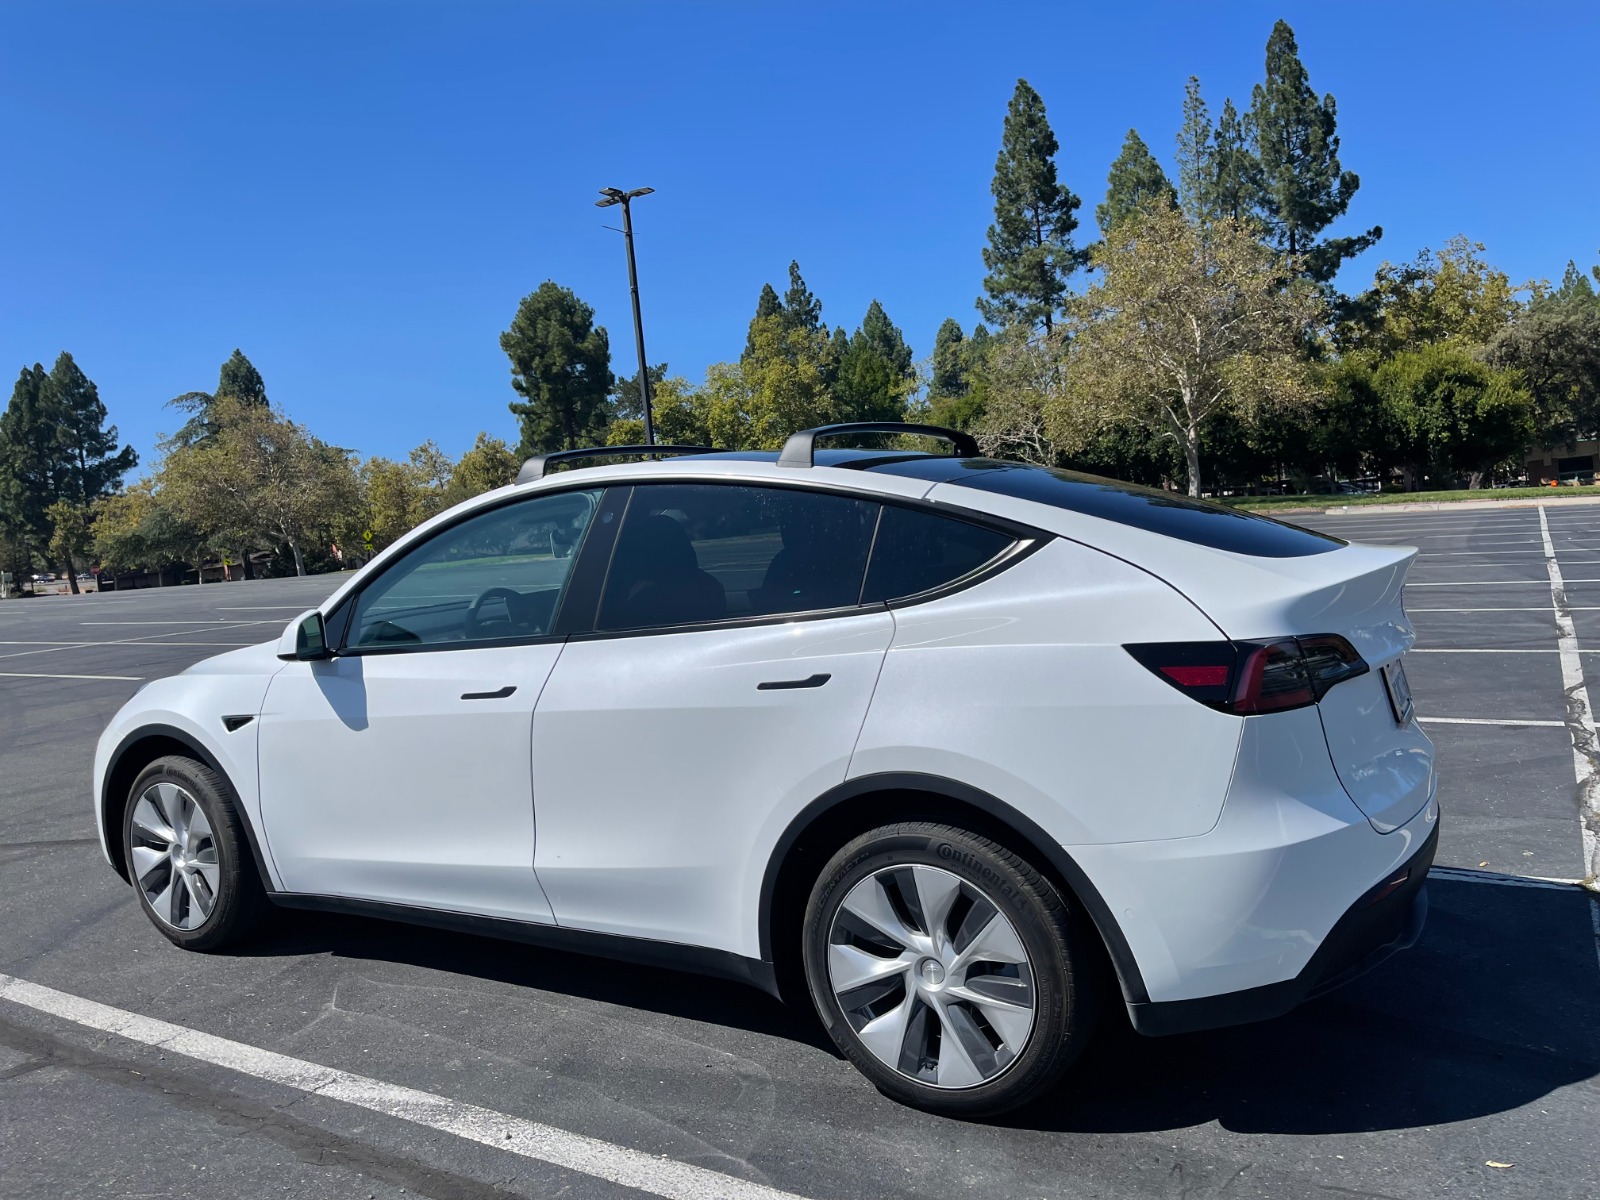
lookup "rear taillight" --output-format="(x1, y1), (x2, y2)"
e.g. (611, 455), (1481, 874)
(1125, 634), (1369, 715)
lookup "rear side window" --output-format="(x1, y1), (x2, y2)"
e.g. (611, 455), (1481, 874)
(863, 506), (1016, 603)
(869, 459), (1341, 558)
(598, 484), (878, 631)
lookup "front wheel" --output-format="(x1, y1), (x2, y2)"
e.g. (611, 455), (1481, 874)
(802, 821), (1097, 1116)
(122, 755), (266, 951)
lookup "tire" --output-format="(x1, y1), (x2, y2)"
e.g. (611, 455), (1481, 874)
(122, 755), (267, 951)
(802, 821), (1098, 1116)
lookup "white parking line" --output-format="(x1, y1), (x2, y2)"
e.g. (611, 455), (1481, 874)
(1417, 716), (1564, 727)
(0, 671), (142, 680)
(1539, 505), (1600, 886)
(80, 620), (270, 626)
(1409, 648), (1556, 654)
(0, 973), (808, 1200)
(1428, 865), (1585, 891)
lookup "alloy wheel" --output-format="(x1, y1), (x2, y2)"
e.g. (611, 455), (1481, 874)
(129, 781), (220, 931)
(826, 863), (1036, 1089)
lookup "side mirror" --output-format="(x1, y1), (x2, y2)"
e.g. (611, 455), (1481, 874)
(276, 610), (331, 661)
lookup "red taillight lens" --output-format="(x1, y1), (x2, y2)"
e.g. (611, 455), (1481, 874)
(1125, 634), (1369, 715)
(1231, 640), (1315, 714)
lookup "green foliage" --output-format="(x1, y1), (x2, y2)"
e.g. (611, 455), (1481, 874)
(501, 281), (614, 455)
(781, 261), (823, 334)
(613, 362), (668, 422)
(92, 481), (202, 579)
(1097, 130), (1176, 234)
(1374, 343), (1535, 483)
(834, 300), (916, 424)
(927, 320), (992, 431)
(979, 79), (1085, 333)
(1054, 202), (1325, 496)
(441, 432), (519, 506)
(702, 316), (840, 449)
(1343, 237), (1525, 353)
(1488, 284), (1600, 444)
(1175, 77), (1216, 224)
(744, 284), (783, 358)
(166, 349), (269, 447)
(214, 349), (268, 405)
(1250, 19), (1379, 280)
(1211, 99), (1259, 223)
(606, 376), (714, 448)
(0, 354), (134, 591)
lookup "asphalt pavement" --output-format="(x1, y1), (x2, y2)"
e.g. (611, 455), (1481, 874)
(1, 508), (1597, 1200)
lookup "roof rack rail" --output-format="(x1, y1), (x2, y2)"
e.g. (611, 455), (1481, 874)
(515, 444), (716, 484)
(777, 422), (980, 469)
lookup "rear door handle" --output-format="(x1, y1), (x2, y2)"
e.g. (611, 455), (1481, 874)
(461, 685), (517, 700)
(757, 673), (831, 691)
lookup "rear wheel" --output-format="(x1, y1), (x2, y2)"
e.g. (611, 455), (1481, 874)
(122, 755), (266, 951)
(802, 821), (1097, 1115)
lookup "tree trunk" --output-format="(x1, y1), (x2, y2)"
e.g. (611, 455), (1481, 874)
(1184, 427), (1203, 498)
(62, 556), (80, 595)
(240, 550), (255, 581)
(289, 539), (307, 577)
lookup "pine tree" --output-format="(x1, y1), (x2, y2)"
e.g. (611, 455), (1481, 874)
(49, 352), (138, 508)
(1212, 99), (1259, 222)
(1096, 129), (1177, 233)
(834, 301), (914, 424)
(0, 365), (71, 583)
(781, 261), (822, 334)
(500, 282), (614, 455)
(979, 79), (1084, 333)
(930, 319), (968, 399)
(215, 349), (268, 405)
(1175, 77), (1216, 223)
(1250, 19), (1380, 280)
(743, 283), (783, 358)
(613, 363), (668, 422)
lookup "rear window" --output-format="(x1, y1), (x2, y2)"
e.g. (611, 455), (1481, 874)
(869, 458), (1341, 558)
(863, 506), (1015, 602)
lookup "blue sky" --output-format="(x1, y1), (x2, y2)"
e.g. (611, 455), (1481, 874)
(2, 1), (1596, 470)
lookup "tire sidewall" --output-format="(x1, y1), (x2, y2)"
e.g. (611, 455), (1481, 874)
(802, 824), (1078, 1115)
(122, 756), (255, 951)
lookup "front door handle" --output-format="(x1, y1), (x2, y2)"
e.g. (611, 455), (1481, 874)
(757, 673), (831, 691)
(461, 685), (517, 700)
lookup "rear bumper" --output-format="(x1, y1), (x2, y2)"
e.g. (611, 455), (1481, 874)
(1127, 817), (1437, 1036)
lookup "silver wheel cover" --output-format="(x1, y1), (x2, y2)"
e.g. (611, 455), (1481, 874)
(827, 863), (1036, 1089)
(130, 782), (220, 931)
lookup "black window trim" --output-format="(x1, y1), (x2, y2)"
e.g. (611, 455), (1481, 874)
(330, 483), (610, 658)
(566, 477), (1050, 643)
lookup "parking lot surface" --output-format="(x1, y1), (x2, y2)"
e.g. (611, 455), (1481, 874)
(2, 507), (1597, 1200)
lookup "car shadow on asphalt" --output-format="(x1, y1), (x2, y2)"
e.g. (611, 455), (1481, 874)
(239, 907), (839, 1055)
(239, 877), (1598, 1133)
(1009, 878), (1600, 1135)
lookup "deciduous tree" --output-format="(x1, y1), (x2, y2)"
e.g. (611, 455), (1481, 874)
(1054, 202), (1325, 496)
(1375, 343), (1534, 487)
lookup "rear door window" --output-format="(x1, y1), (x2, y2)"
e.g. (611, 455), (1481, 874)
(598, 484), (879, 631)
(862, 505), (1016, 603)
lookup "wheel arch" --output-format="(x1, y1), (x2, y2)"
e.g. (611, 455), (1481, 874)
(758, 772), (1149, 1007)
(101, 724), (273, 888)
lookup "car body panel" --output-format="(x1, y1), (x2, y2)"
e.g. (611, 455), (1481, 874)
(256, 643), (563, 923)
(850, 537), (1244, 846)
(532, 612), (895, 957)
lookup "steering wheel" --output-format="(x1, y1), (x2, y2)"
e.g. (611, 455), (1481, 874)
(465, 587), (522, 638)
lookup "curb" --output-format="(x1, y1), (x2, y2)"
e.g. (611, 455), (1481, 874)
(1243, 495), (1600, 517)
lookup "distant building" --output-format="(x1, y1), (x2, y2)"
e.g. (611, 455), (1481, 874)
(1526, 440), (1600, 484)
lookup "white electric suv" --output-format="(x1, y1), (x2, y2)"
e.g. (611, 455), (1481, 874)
(94, 422), (1438, 1116)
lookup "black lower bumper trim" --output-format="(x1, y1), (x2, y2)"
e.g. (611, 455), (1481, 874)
(1126, 816), (1438, 1037)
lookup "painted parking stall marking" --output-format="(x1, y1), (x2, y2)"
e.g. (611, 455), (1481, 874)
(0, 972), (812, 1200)
(1538, 505), (1600, 885)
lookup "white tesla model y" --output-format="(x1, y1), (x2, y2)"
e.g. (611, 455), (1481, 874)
(94, 423), (1437, 1115)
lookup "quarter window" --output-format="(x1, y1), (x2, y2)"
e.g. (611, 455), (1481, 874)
(862, 505), (1016, 603)
(347, 489), (602, 649)
(598, 484), (878, 631)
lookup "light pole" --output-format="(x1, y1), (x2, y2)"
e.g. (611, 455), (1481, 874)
(596, 186), (656, 445)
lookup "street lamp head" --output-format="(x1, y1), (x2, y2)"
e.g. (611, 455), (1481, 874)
(596, 187), (624, 208)
(626, 187), (655, 199)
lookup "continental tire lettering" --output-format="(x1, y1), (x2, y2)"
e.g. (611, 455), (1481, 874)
(934, 843), (1016, 900)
